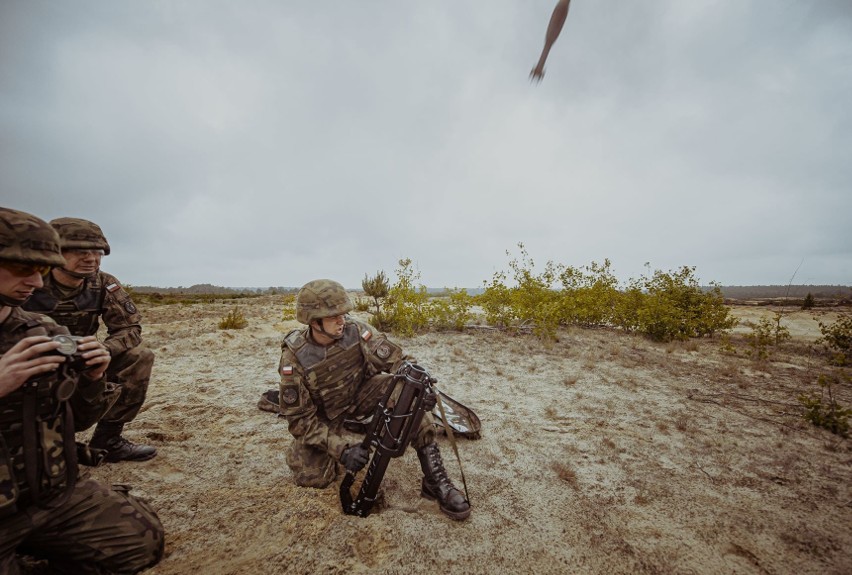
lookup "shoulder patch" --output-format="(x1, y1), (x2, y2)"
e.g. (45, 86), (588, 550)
(376, 343), (391, 359)
(281, 387), (298, 405)
(106, 283), (120, 292)
(280, 365), (293, 376)
(361, 329), (372, 341)
(124, 301), (138, 314)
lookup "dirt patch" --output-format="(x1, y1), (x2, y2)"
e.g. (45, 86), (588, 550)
(79, 297), (852, 574)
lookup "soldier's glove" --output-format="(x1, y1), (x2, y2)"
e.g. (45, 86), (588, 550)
(340, 444), (370, 473)
(422, 387), (437, 411)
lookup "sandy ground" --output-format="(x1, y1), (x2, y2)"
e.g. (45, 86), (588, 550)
(75, 298), (851, 575)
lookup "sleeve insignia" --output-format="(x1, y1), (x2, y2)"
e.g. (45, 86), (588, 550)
(106, 283), (120, 292)
(361, 329), (372, 341)
(124, 301), (138, 314)
(281, 387), (298, 405)
(376, 343), (391, 359)
(280, 365), (293, 376)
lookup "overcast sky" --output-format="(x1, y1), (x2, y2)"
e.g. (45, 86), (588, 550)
(2, 1), (850, 289)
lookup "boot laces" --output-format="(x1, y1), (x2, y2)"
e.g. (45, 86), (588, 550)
(428, 448), (451, 485)
(108, 436), (134, 450)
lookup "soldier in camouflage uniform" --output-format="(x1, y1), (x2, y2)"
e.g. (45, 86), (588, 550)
(278, 279), (471, 520)
(23, 218), (156, 462)
(0, 207), (164, 574)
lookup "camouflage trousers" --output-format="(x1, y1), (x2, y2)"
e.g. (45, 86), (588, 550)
(102, 346), (154, 424)
(0, 479), (164, 575)
(286, 373), (436, 488)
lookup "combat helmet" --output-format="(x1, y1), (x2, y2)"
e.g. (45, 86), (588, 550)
(0, 207), (66, 267)
(50, 217), (111, 255)
(296, 279), (353, 324)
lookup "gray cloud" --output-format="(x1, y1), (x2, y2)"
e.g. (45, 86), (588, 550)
(2, 0), (850, 289)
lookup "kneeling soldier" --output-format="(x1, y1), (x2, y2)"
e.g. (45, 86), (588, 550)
(278, 279), (470, 520)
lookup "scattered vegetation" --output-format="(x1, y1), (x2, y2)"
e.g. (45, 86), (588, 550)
(551, 461), (579, 489)
(365, 244), (738, 342)
(792, 314), (852, 435)
(218, 307), (248, 330)
(743, 314), (791, 361)
(817, 315), (852, 367)
(380, 259), (430, 336)
(280, 294), (296, 322)
(362, 271), (389, 317)
(798, 373), (851, 437)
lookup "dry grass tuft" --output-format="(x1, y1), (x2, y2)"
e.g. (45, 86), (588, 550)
(551, 461), (579, 489)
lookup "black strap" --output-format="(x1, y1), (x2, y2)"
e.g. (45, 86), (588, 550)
(435, 392), (471, 505)
(20, 372), (78, 509)
(21, 381), (41, 504)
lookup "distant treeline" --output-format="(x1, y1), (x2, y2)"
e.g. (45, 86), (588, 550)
(130, 284), (298, 295)
(714, 285), (851, 301)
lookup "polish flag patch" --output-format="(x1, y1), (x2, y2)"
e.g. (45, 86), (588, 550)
(106, 283), (120, 292)
(280, 365), (293, 376)
(361, 329), (372, 341)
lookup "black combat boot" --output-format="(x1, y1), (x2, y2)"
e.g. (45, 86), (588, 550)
(416, 442), (471, 520)
(89, 421), (157, 462)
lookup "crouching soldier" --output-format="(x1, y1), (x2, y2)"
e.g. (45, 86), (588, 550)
(23, 217), (156, 462)
(277, 279), (470, 520)
(0, 207), (163, 574)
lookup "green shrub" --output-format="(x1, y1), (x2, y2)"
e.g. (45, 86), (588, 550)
(817, 315), (852, 367)
(477, 270), (517, 329)
(428, 288), (475, 331)
(477, 244), (564, 340)
(281, 294), (296, 321)
(362, 271), (389, 317)
(611, 285), (644, 333)
(798, 373), (850, 437)
(743, 314), (789, 360)
(381, 259), (430, 336)
(629, 267), (737, 342)
(558, 259), (620, 328)
(802, 293), (815, 310)
(218, 307), (248, 330)
(364, 245), (736, 343)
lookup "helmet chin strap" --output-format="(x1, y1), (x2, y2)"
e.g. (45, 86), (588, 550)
(0, 293), (26, 307)
(312, 319), (345, 341)
(58, 267), (96, 280)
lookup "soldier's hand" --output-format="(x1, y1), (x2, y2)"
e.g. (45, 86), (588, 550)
(0, 336), (64, 398)
(422, 387), (438, 411)
(340, 444), (370, 473)
(75, 336), (111, 381)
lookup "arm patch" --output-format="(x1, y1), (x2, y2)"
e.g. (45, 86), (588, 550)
(281, 386), (298, 405)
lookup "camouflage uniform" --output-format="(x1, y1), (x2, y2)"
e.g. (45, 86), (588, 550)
(0, 207), (164, 574)
(278, 318), (436, 488)
(22, 217), (156, 462)
(24, 271), (154, 424)
(278, 279), (468, 522)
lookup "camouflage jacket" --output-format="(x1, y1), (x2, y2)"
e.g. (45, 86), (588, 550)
(1, 308), (115, 516)
(278, 318), (410, 459)
(23, 270), (143, 358)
